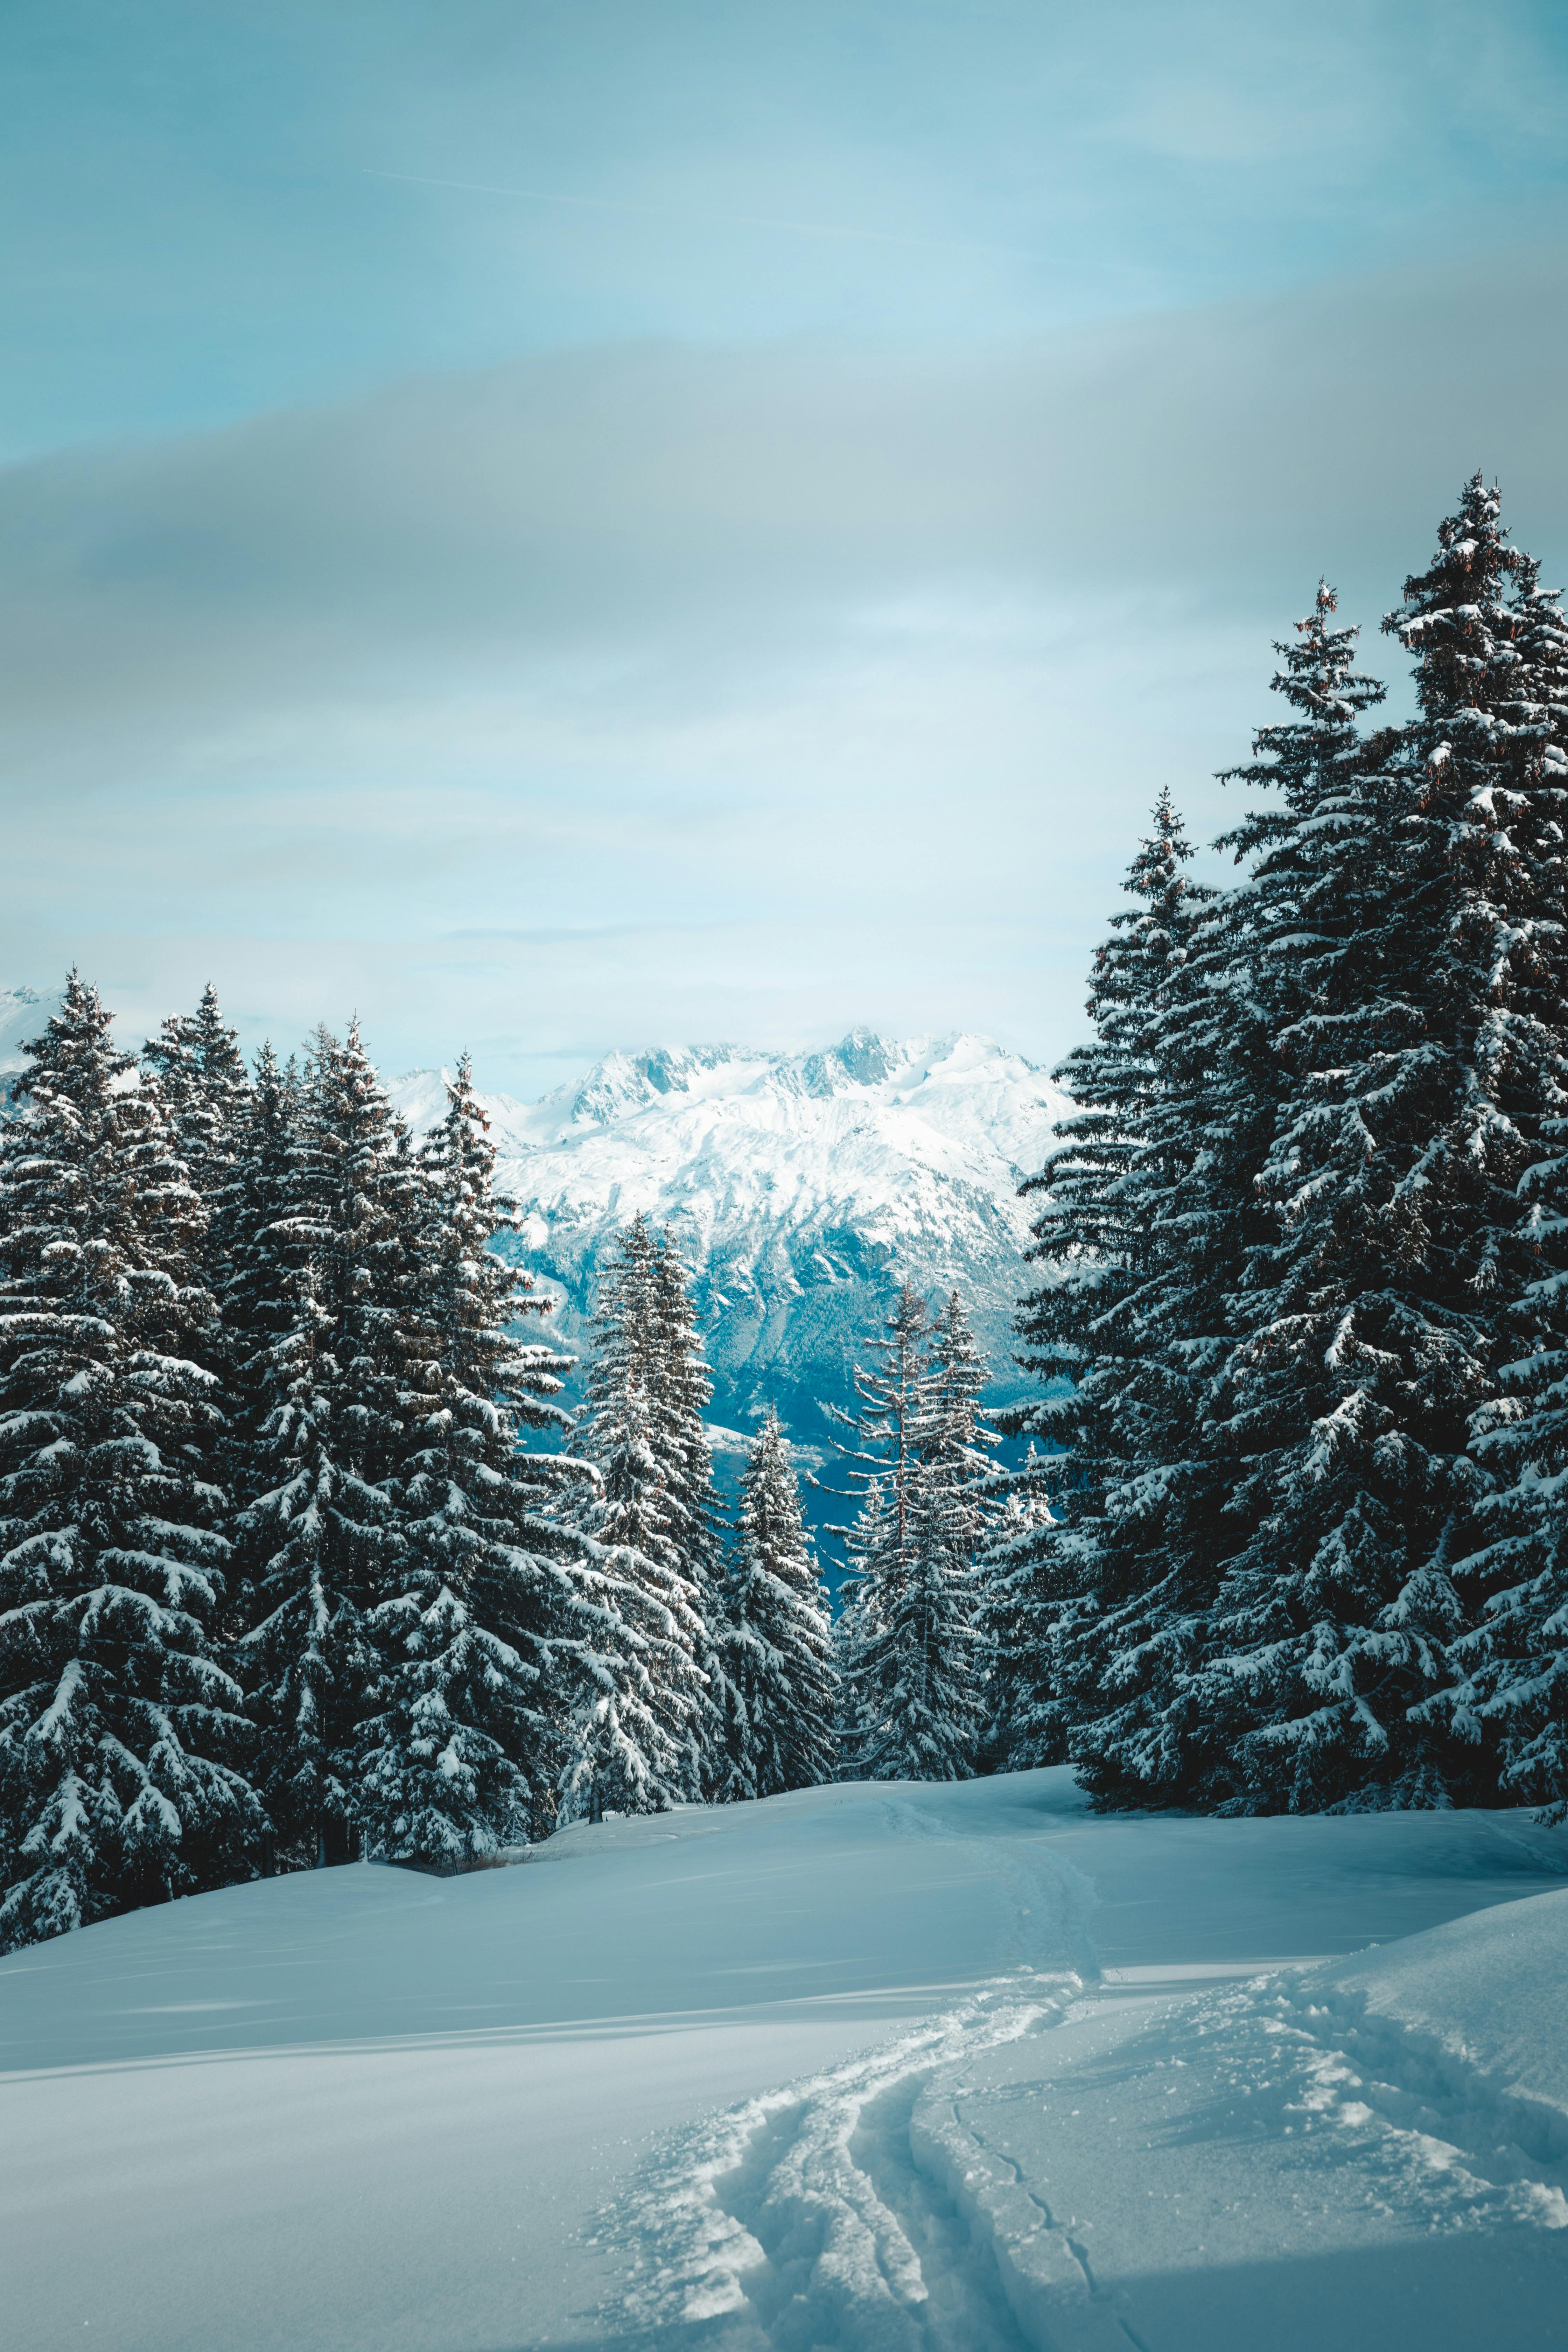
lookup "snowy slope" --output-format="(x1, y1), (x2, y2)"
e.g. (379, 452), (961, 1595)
(4, 1773), (1567, 2352)
(389, 1030), (1072, 1449)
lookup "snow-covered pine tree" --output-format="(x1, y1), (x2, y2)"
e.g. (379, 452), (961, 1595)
(833, 1476), (890, 1777)
(356, 1057), (615, 1862)
(713, 1407), (835, 1801)
(1009, 794), (1227, 1802)
(143, 983), (251, 1239)
(562, 1214), (711, 1816)
(842, 1278), (930, 1567)
(1404, 486), (1568, 1813)
(919, 1287), (1000, 1745)
(648, 1228), (730, 1795)
(834, 1281), (982, 1778)
(922, 1289), (1001, 1553)
(0, 974), (261, 1947)
(976, 1450), (1062, 1772)
(844, 1460), (983, 1781)
(144, 986), (255, 1569)
(831, 1478), (883, 1777)
(1191, 493), (1568, 1813)
(220, 1045), (303, 1479)
(1166, 584), (1474, 1810)
(237, 1021), (427, 1865)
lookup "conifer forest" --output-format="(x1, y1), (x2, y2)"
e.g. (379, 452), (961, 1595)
(5, 474), (1568, 1953)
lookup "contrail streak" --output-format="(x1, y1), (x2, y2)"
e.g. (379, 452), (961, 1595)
(363, 168), (1031, 259)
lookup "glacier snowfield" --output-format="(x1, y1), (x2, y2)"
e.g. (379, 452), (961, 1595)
(4, 1772), (1568, 2352)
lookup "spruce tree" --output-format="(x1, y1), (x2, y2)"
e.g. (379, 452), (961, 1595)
(237, 1022), (426, 1865)
(922, 1290), (1000, 1555)
(843, 1469), (982, 1781)
(562, 1216), (712, 1816)
(831, 1482), (883, 1779)
(356, 1058), (610, 1861)
(713, 1408), (835, 1801)
(834, 1282), (982, 1780)
(842, 1280), (930, 1568)
(1009, 794), (1226, 1802)
(220, 1045), (304, 1480)
(1189, 493), (1568, 1811)
(1156, 590), (1457, 1809)
(976, 1455), (1062, 1772)
(0, 975), (261, 1946)
(1408, 486), (1568, 1811)
(143, 983), (251, 1235)
(648, 1229), (730, 1795)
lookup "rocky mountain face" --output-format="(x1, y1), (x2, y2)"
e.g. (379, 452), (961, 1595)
(388, 1027), (1070, 1461)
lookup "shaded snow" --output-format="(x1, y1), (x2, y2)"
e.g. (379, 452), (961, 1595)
(4, 1772), (1568, 2351)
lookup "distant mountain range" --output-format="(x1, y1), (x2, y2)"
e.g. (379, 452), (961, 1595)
(387, 1027), (1070, 1460)
(2, 991), (1070, 1532)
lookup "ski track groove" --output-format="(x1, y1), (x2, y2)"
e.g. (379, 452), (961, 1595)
(615, 1978), (1085, 2352)
(608, 1815), (1568, 2352)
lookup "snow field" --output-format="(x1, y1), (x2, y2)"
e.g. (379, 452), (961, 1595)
(4, 1772), (1568, 2352)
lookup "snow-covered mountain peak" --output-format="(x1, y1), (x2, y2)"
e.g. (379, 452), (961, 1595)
(553, 1042), (773, 1130)
(387, 1027), (1070, 1457)
(0, 987), (50, 1084)
(0, 985), (1067, 1471)
(793, 1026), (909, 1096)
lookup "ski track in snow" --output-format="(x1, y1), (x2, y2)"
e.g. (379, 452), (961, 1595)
(613, 1793), (1108, 2352)
(616, 1975), (1085, 2352)
(610, 1875), (1568, 2352)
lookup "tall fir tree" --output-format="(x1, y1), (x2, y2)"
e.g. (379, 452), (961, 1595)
(143, 984), (251, 1236)
(976, 1454), (1061, 1772)
(831, 1479), (884, 1778)
(1407, 485), (1568, 1812)
(922, 1290), (1000, 1553)
(0, 975), (261, 1946)
(713, 1408), (835, 1801)
(562, 1215), (713, 1816)
(236, 1022), (426, 1865)
(648, 1228), (730, 1794)
(835, 1282), (982, 1780)
(1008, 794), (1227, 1800)
(841, 1466), (983, 1781)
(1174, 491), (1568, 1811)
(356, 1058), (608, 1861)
(220, 1045), (304, 1486)
(1167, 585), (1474, 1809)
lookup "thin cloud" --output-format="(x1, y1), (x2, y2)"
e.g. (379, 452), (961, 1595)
(363, 168), (1038, 261)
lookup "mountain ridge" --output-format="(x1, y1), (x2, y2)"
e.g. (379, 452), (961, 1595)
(1, 991), (1068, 1484)
(388, 1027), (1069, 1459)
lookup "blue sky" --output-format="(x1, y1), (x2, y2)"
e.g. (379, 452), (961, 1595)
(6, 2), (1568, 1089)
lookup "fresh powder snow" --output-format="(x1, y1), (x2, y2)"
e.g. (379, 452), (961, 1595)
(3, 1770), (1566, 2351)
